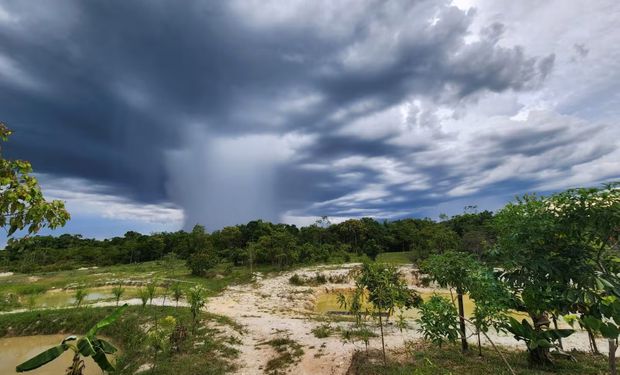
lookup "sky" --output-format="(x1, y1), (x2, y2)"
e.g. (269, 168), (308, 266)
(0, 0), (619, 239)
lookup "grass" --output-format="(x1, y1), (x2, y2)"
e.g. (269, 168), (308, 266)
(258, 337), (305, 375)
(348, 341), (608, 375)
(376, 251), (415, 264)
(311, 323), (333, 338)
(0, 259), (278, 311)
(0, 305), (241, 375)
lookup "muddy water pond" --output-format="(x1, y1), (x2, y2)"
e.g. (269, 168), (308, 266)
(315, 289), (476, 318)
(0, 334), (116, 375)
(32, 286), (165, 308)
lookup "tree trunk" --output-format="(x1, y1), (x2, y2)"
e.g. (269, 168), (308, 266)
(379, 313), (386, 365)
(529, 313), (552, 366)
(610, 338), (618, 375)
(588, 328), (600, 354)
(477, 329), (482, 357)
(552, 315), (563, 350)
(529, 346), (553, 367)
(457, 290), (469, 352)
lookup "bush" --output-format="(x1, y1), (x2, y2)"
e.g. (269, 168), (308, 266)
(289, 274), (304, 286)
(187, 251), (219, 276)
(416, 294), (459, 348)
(311, 324), (332, 338)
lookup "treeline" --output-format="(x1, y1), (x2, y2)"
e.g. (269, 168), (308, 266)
(1, 210), (495, 273)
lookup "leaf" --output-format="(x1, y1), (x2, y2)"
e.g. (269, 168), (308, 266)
(548, 329), (574, 340)
(16, 344), (68, 372)
(600, 323), (620, 339)
(86, 304), (127, 338)
(77, 337), (96, 357)
(94, 338), (118, 354)
(92, 349), (115, 372)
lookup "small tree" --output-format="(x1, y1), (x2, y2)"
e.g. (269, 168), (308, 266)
(350, 263), (420, 364)
(111, 284), (125, 306)
(74, 288), (88, 308)
(171, 282), (184, 307)
(146, 281), (157, 306)
(187, 285), (207, 333)
(422, 251), (482, 352)
(16, 305), (126, 374)
(138, 288), (149, 308)
(468, 268), (512, 356)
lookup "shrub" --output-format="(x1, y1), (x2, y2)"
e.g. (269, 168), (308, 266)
(311, 324), (332, 338)
(416, 294), (459, 348)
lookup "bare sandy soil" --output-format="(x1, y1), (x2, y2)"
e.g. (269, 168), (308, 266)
(205, 263), (610, 375)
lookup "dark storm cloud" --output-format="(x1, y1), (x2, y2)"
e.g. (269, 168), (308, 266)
(0, 0), (574, 227)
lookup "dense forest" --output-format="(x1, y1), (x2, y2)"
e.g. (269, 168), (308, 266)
(0, 210), (495, 273)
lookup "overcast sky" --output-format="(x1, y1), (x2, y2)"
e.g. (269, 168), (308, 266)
(0, 0), (618, 238)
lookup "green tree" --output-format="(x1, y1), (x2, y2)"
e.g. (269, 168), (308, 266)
(187, 250), (219, 276)
(74, 288), (87, 308)
(493, 183), (620, 365)
(138, 288), (149, 308)
(422, 251), (482, 352)
(111, 284), (125, 306)
(171, 282), (184, 307)
(0, 123), (70, 237)
(351, 263), (420, 364)
(187, 285), (207, 333)
(146, 281), (157, 306)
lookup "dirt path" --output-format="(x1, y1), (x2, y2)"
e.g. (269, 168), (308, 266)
(206, 264), (611, 375)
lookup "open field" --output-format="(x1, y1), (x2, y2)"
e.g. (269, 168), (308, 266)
(0, 257), (613, 374)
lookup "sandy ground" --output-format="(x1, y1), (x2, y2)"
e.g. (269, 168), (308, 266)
(205, 263), (611, 375)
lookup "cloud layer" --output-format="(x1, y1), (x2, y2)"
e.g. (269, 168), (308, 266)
(0, 0), (618, 231)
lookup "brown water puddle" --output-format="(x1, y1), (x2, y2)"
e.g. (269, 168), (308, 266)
(315, 289), (477, 319)
(0, 334), (117, 375)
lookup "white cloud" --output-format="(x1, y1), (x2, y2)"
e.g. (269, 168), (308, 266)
(40, 175), (184, 225)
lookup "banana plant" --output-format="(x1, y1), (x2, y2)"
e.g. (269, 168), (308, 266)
(16, 304), (127, 374)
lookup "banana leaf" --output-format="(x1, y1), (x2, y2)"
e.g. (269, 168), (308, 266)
(16, 343), (68, 372)
(92, 348), (115, 372)
(77, 337), (96, 357)
(86, 304), (127, 338)
(94, 338), (118, 354)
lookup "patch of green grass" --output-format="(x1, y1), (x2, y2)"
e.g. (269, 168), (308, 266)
(259, 337), (304, 375)
(348, 341), (608, 375)
(376, 251), (415, 264)
(311, 323), (333, 338)
(0, 305), (241, 375)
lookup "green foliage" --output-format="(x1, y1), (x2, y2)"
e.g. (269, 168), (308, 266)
(187, 250), (219, 276)
(111, 284), (125, 306)
(2, 306), (239, 375)
(74, 288), (87, 307)
(138, 288), (149, 308)
(350, 263), (421, 363)
(148, 315), (177, 355)
(171, 282), (184, 306)
(0, 123), (70, 237)
(187, 285), (207, 331)
(416, 294), (459, 347)
(15, 304), (126, 373)
(288, 272), (328, 286)
(493, 182), (620, 365)
(311, 323), (332, 338)
(504, 317), (573, 352)
(348, 341), (608, 375)
(146, 281), (157, 305)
